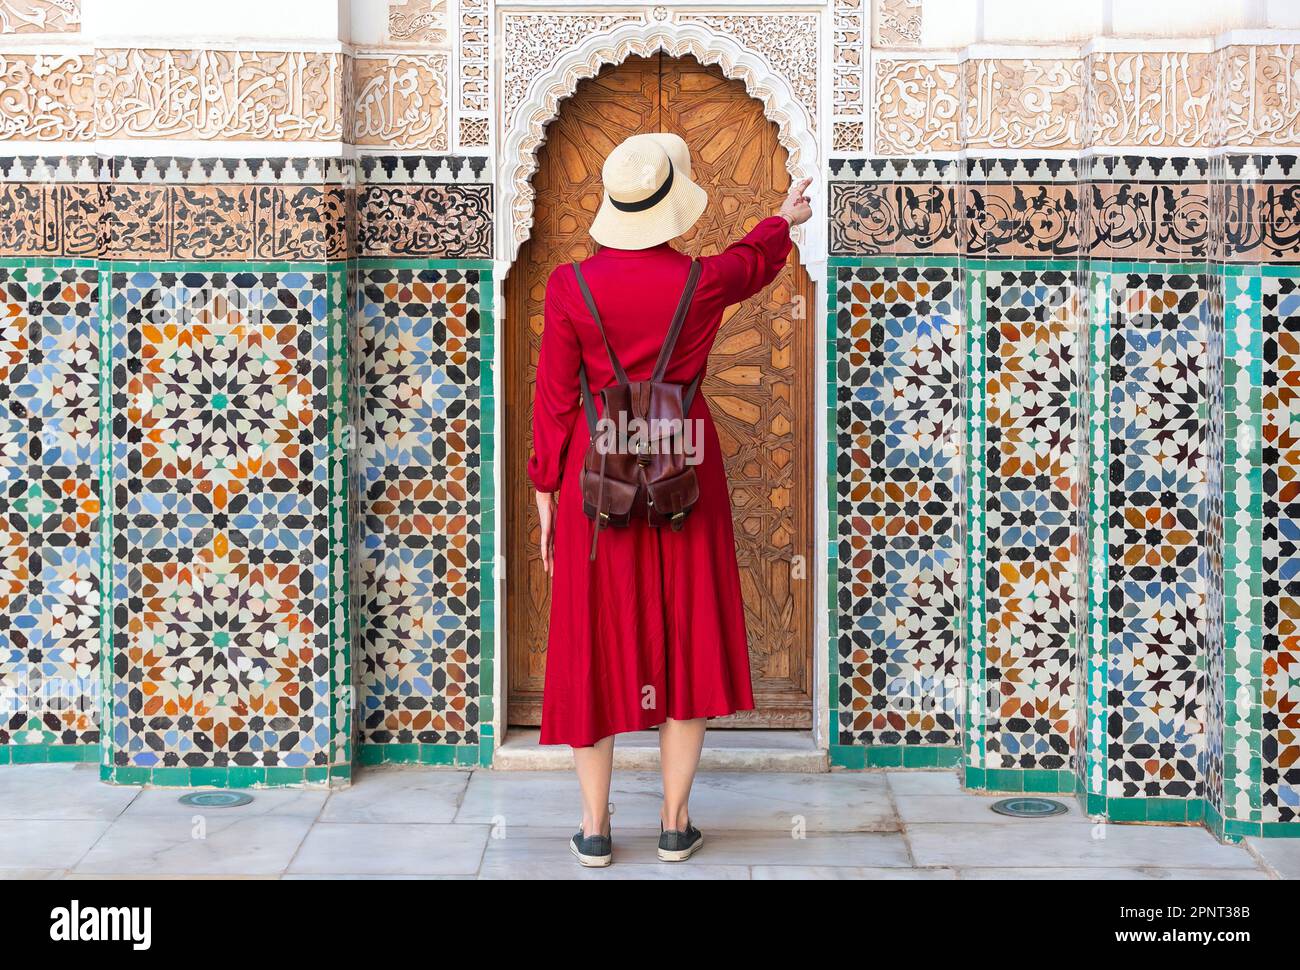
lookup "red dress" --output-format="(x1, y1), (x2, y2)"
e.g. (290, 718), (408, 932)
(528, 216), (793, 746)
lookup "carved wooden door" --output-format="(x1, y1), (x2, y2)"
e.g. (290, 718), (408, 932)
(505, 54), (814, 728)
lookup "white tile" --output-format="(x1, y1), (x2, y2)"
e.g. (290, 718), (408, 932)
(1247, 837), (1300, 879)
(0, 821), (111, 869)
(455, 770), (664, 829)
(958, 866), (1267, 880)
(753, 866), (957, 880)
(894, 793), (1084, 824)
(282, 873), (476, 880)
(0, 765), (139, 820)
(287, 823), (490, 876)
(0, 868), (66, 879)
(458, 770), (897, 832)
(676, 773), (896, 832)
(122, 787), (327, 819)
(675, 831), (912, 867)
(320, 768), (470, 823)
(884, 770), (964, 796)
(74, 815), (313, 876)
(909, 822), (1256, 869)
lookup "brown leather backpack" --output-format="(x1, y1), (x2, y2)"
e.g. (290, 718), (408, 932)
(573, 259), (704, 560)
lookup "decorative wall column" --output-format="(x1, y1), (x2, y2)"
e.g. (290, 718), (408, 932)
(1207, 152), (1300, 838)
(830, 14), (1300, 838)
(828, 158), (964, 767)
(354, 155), (494, 768)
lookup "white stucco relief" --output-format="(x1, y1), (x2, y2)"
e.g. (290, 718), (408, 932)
(496, 8), (825, 274)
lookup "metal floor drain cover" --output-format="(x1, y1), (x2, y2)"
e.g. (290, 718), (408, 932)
(990, 797), (1068, 818)
(178, 791), (253, 808)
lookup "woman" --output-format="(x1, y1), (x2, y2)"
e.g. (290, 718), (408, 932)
(527, 131), (813, 867)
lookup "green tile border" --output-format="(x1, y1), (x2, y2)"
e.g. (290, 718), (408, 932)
(1220, 268), (1263, 829)
(359, 742), (482, 768)
(963, 766), (1078, 794)
(1079, 269), (1111, 797)
(350, 259), (497, 769)
(97, 263), (113, 769)
(964, 266), (987, 773)
(0, 257), (98, 270)
(97, 259), (355, 779)
(0, 744), (99, 765)
(477, 269), (496, 768)
(825, 267), (841, 753)
(99, 763), (354, 787)
(831, 744), (963, 769)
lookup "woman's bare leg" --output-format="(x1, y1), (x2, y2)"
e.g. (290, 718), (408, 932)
(659, 717), (706, 830)
(573, 736), (615, 836)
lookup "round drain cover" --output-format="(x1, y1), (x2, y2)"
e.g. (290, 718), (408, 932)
(990, 797), (1068, 818)
(178, 791), (253, 808)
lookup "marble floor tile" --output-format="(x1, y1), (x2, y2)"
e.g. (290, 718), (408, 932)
(908, 822), (1255, 869)
(0, 765), (139, 820)
(287, 823), (490, 876)
(320, 767), (470, 824)
(1247, 837), (1300, 879)
(73, 815), (313, 876)
(883, 770), (965, 796)
(752, 865), (957, 879)
(0, 820), (111, 870)
(956, 866), (1267, 880)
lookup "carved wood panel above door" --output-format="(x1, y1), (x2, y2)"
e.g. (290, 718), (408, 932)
(505, 53), (814, 728)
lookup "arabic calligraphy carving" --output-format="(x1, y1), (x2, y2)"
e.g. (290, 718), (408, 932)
(0, 54), (94, 141)
(0, 0), (79, 34)
(94, 49), (345, 142)
(354, 53), (448, 152)
(388, 0), (446, 43)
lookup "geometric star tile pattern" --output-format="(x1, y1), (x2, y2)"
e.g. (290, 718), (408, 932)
(358, 267), (482, 748)
(835, 265), (963, 747)
(107, 269), (343, 769)
(0, 266), (100, 748)
(1106, 272), (1208, 798)
(1263, 274), (1300, 823)
(980, 270), (1080, 771)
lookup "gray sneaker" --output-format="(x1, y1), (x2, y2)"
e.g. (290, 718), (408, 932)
(657, 822), (704, 862)
(570, 828), (613, 867)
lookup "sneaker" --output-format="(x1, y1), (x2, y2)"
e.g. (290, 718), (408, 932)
(569, 828), (613, 867)
(657, 821), (704, 862)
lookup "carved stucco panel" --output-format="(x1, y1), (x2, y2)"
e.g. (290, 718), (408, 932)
(872, 57), (962, 155)
(457, 0), (489, 148)
(674, 12), (820, 121)
(0, 0), (79, 34)
(497, 10), (823, 268)
(354, 52), (448, 151)
(94, 49), (345, 142)
(833, 0), (867, 151)
(871, 0), (920, 48)
(1216, 44), (1300, 148)
(0, 52), (94, 140)
(963, 58), (1084, 151)
(1085, 51), (1214, 149)
(387, 0), (447, 44)
(500, 12), (646, 132)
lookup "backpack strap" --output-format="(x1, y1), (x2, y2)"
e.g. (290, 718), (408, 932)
(650, 260), (702, 383)
(574, 261), (626, 436)
(573, 261), (628, 383)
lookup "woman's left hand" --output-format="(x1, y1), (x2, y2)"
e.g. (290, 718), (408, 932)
(536, 490), (558, 576)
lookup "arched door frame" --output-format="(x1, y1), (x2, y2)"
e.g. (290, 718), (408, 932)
(490, 22), (830, 757)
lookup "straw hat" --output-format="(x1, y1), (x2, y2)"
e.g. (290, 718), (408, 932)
(589, 132), (708, 250)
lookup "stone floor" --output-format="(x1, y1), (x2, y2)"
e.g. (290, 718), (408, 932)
(0, 763), (1291, 879)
